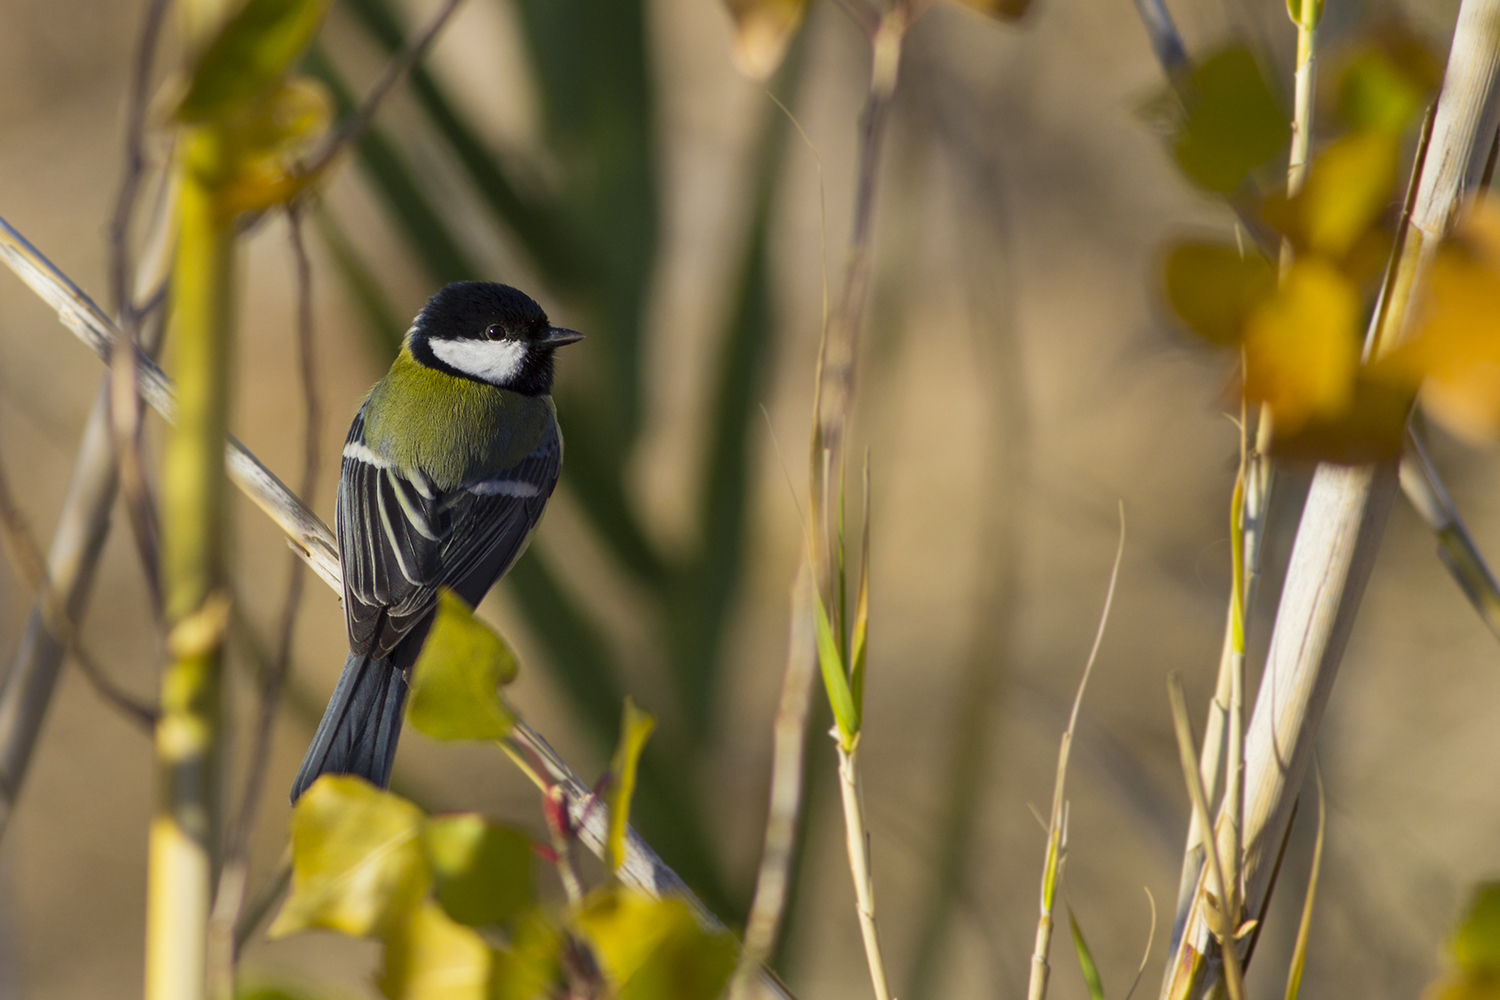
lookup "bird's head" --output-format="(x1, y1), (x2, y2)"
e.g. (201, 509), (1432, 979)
(407, 281), (583, 395)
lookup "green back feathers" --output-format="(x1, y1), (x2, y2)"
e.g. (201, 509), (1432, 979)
(363, 348), (555, 491)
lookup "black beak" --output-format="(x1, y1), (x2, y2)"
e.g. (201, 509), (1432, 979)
(541, 327), (584, 347)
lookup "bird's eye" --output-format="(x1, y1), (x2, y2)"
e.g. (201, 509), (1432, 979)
(484, 324), (504, 340)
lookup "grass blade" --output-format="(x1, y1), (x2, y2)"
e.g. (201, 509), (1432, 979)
(1067, 904), (1107, 1000)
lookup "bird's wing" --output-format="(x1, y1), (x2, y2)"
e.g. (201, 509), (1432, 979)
(337, 408), (561, 658)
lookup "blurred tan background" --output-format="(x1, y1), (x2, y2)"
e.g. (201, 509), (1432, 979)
(0, 0), (1493, 998)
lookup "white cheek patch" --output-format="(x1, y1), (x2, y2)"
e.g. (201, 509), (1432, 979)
(429, 337), (527, 384)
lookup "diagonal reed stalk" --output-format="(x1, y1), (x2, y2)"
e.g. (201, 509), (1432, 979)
(0, 210), (799, 1000)
(1160, 1), (1500, 996)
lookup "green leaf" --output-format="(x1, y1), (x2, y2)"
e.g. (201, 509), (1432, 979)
(813, 590), (858, 748)
(849, 463), (871, 721)
(1068, 905), (1107, 1000)
(408, 589), (518, 742)
(607, 699), (656, 873)
(1162, 242), (1276, 346)
(1453, 883), (1500, 975)
(379, 900), (494, 1000)
(574, 888), (737, 1000)
(1173, 47), (1288, 194)
(422, 814), (534, 928)
(270, 776), (430, 939)
(179, 0), (331, 122)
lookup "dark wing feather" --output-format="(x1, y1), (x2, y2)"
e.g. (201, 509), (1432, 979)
(337, 408), (560, 658)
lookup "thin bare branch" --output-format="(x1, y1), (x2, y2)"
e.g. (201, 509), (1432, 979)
(108, 0), (173, 617)
(0, 449), (156, 730)
(1401, 429), (1500, 638)
(1028, 507), (1125, 1000)
(299, 0), (467, 179)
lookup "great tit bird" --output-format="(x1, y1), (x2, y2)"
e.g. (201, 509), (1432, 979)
(291, 281), (582, 802)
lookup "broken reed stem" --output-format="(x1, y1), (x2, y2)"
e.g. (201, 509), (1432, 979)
(1167, 675), (1246, 1000)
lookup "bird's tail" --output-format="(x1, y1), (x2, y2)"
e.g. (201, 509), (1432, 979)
(291, 651), (409, 802)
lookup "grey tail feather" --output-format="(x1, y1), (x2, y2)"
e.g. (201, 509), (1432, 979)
(291, 651), (409, 802)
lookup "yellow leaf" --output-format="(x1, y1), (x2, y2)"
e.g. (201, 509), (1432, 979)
(1453, 882), (1500, 975)
(1243, 258), (1361, 433)
(422, 815), (533, 927)
(1162, 242), (1276, 345)
(573, 888), (737, 1000)
(606, 699), (655, 874)
(1424, 973), (1500, 1000)
(408, 589), (518, 742)
(379, 900), (493, 1000)
(1294, 130), (1401, 259)
(215, 76), (332, 217)
(1393, 205), (1500, 443)
(722, 0), (807, 81)
(269, 776), (430, 940)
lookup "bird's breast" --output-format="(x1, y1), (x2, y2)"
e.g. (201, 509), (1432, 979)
(362, 356), (555, 491)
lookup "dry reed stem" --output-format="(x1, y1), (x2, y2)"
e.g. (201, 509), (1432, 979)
(1167, 675), (1246, 1000)
(731, 565), (817, 1000)
(1163, 8), (1500, 995)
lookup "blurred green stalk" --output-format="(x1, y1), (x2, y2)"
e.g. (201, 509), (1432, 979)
(146, 125), (234, 1000)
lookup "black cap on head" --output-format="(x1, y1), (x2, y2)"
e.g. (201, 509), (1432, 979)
(409, 282), (579, 395)
(417, 281), (550, 343)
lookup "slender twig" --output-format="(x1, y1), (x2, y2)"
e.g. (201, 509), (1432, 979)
(298, 0), (467, 179)
(1400, 428), (1500, 638)
(0, 451), (157, 730)
(731, 565), (817, 1000)
(808, 1), (908, 607)
(1027, 508), (1125, 1000)
(107, 0), (173, 618)
(207, 207), (321, 998)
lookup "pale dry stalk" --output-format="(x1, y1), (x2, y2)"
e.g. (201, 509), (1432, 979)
(1161, 3), (1500, 996)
